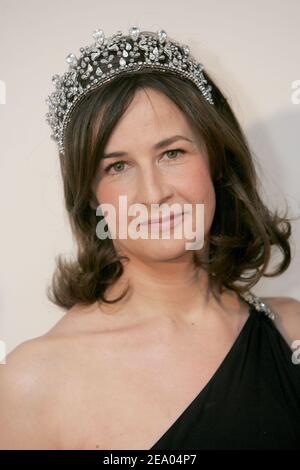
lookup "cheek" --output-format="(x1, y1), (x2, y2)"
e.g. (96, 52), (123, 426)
(95, 180), (120, 207)
(180, 163), (216, 235)
(180, 161), (214, 202)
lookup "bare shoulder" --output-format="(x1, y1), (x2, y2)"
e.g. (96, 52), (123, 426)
(0, 334), (65, 449)
(0, 302), (109, 450)
(261, 296), (300, 348)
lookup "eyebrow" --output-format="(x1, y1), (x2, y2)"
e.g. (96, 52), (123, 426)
(102, 135), (194, 159)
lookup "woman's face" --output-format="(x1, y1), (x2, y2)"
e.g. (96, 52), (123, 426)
(92, 87), (216, 262)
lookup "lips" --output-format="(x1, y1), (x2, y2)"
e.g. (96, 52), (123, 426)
(140, 212), (183, 226)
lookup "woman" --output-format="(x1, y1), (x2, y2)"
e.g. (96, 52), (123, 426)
(0, 26), (299, 450)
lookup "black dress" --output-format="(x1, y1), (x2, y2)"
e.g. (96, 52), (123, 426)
(149, 291), (300, 450)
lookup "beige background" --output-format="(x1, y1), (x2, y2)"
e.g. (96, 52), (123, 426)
(0, 0), (299, 355)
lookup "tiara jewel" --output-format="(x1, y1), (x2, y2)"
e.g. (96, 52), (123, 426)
(45, 25), (215, 155)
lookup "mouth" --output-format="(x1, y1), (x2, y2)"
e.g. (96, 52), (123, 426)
(139, 211), (184, 226)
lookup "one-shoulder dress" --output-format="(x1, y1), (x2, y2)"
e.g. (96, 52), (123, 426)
(149, 291), (300, 450)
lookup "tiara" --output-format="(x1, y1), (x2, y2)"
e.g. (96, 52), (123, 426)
(45, 25), (215, 155)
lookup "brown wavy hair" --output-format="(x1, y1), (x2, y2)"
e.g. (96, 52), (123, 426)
(46, 68), (297, 311)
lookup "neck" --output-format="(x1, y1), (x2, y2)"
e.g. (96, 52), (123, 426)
(98, 254), (222, 322)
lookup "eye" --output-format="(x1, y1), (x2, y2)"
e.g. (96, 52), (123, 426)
(103, 149), (186, 176)
(103, 160), (128, 175)
(163, 148), (186, 161)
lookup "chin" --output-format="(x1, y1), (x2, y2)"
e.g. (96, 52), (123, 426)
(131, 237), (198, 261)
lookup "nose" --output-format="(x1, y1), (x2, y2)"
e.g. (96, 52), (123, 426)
(136, 163), (174, 207)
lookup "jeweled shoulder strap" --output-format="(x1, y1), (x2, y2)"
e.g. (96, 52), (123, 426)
(239, 290), (276, 321)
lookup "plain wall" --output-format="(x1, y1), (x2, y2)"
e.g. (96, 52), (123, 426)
(0, 0), (299, 355)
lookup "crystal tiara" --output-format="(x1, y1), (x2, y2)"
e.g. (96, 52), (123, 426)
(45, 25), (215, 155)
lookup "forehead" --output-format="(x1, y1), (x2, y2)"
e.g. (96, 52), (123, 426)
(104, 88), (196, 150)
